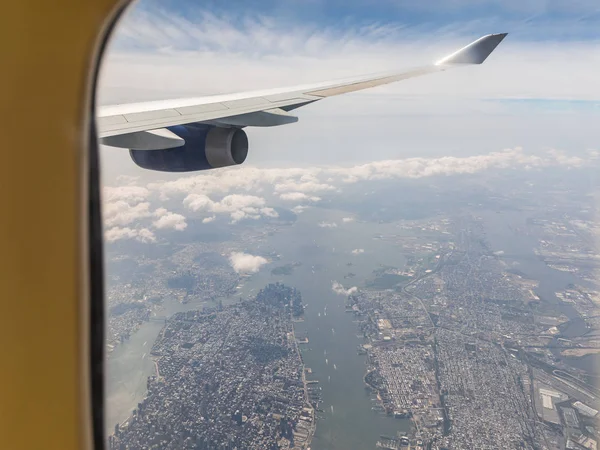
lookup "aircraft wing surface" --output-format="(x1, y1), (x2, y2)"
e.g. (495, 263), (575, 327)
(97, 33), (507, 140)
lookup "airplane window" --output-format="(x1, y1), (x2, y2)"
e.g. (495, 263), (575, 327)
(97, 1), (600, 449)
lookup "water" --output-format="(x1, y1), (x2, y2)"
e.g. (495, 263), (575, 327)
(232, 209), (412, 448)
(109, 207), (596, 445)
(480, 210), (583, 322)
(105, 295), (211, 434)
(106, 208), (411, 447)
(480, 210), (595, 378)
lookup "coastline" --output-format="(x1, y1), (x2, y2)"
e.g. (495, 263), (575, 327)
(292, 320), (317, 449)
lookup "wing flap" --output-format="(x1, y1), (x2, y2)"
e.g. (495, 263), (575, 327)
(212, 108), (298, 127)
(101, 127), (185, 150)
(222, 97), (267, 108)
(175, 103), (229, 115)
(123, 108), (181, 123)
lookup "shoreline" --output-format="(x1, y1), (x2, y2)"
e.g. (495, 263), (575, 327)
(292, 320), (317, 449)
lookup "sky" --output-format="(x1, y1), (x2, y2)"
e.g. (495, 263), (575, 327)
(97, 0), (600, 245)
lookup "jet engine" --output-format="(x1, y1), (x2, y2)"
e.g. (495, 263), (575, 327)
(120, 124), (248, 172)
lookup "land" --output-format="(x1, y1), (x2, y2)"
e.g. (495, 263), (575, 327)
(105, 228), (277, 355)
(105, 167), (600, 449)
(348, 213), (600, 449)
(272, 262), (302, 276)
(109, 283), (315, 450)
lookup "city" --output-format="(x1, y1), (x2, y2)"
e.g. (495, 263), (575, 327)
(105, 167), (600, 449)
(109, 283), (315, 449)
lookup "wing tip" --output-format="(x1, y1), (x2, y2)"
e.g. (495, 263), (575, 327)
(436, 32), (508, 66)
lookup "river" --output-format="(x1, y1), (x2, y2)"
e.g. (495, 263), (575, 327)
(479, 210), (595, 376)
(107, 207), (596, 444)
(106, 207), (411, 447)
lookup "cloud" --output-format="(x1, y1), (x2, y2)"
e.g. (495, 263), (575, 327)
(115, 175), (140, 186)
(279, 192), (321, 202)
(352, 248), (365, 254)
(332, 281), (358, 296)
(546, 149), (583, 167)
(105, 226), (156, 243)
(99, 4), (600, 112)
(144, 148), (587, 210)
(260, 207), (279, 218)
(153, 212), (188, 231)
(153, 207), (168, 217)
(103, 201), (152, 227)
(318, 222), (338, 228)
(183, 193), (277, 223)
(136, 228), (157, 243)
(103, 186), (150, 203)
(100, 147), (596, 233)
(325, 148), (580, 183)
(274, 181), (335, 193)
(229, 252), (268, 274)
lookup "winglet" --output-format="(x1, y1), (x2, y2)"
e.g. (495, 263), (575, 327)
(435, 33), (508, 66)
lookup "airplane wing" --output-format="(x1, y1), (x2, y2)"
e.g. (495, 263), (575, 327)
(98, 33), (507, 140)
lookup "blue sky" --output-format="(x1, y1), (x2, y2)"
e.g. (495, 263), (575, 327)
(117, 0), (600, 50)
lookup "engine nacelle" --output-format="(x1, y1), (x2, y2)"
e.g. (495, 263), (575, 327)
(129, 124), (248, 172)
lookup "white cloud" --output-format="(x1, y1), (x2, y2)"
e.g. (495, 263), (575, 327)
(101, 6), (600, 106)
(546, 149), (583, 167)
(136, 228), (157, 243)
(153, 212), (188, 231)
(182, 193), (214, 211)
(332, 281), (358, 296)
(153, 207), (169, 217)
(279, 192), (321, 202)
(105, 226), (137, 242)
(100, 147), (596, 233)
(587, 149), (600, 160)
(141, 148), (587, 214)
(318, 222), (338, 228)
(260, 207), (279, 218)
(183, 193), (276, 223)
(115, 175), (140, 185)
(229, 252), (268, 274)
(202, 216), (216, 223)
(145, 167), (319, 199)
(274, 181), (335, 193)
(103, 201), (152, 227)
(105, 226), (156, 243)
(325, 148), (579, 183)
(352, 248), (365, 254)
(103, 186), (149, 203)
(213, 195), (266, 213)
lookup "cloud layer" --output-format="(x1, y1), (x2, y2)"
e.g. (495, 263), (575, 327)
(105, 226), (156, 243)
(100, 147), (595, 243)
